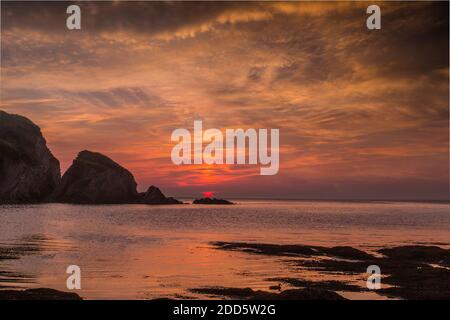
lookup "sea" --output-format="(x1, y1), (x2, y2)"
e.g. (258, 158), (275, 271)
(0, 200), (449, 299)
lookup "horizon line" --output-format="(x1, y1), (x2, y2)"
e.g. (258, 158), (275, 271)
(173, 196), (450, 203)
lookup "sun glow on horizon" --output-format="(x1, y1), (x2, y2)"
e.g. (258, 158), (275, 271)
(203, 192), (215, 198)
(1, 1), (448, 200)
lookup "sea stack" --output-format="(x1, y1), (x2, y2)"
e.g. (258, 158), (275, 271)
(52, 150), (139, 204)
(0, 110), (61, 203)
(0, 111), (182, 205)
(139, 185), (182, 205)
(193, 198), (234, 205)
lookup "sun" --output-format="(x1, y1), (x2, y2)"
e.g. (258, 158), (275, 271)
(203, 191), (215, 198)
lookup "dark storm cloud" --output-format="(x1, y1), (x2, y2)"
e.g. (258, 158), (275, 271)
(1, 1), (248, 34)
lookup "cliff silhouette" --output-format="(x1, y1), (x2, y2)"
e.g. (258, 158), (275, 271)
(0, 110), (181, 205)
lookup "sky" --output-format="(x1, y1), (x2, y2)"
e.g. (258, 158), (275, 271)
(1, 1), (449, 200)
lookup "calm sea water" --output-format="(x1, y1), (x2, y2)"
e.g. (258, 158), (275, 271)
(0, 200), (449, 299)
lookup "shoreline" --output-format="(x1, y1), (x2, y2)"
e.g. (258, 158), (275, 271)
(1, 242), (449, 300)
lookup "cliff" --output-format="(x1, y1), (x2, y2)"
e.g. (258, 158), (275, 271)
(0, 110), (60, 203)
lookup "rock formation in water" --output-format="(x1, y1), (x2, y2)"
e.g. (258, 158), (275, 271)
(52, 150), (139, 204)
(0, 110), (61, 204)
(193, 197), (234, 205)
(52, 150), (181, 205)
(138, 185), (182, 204)
(0, 288), (82, 300)
(0, 111), (181, 205)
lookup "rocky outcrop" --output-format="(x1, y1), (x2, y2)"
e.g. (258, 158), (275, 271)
(193, 197), (234, 205)
(190, 287), (346, 300)
(212, 242), (450, 300)
(138, 185), (182, 204)
(0, 288), (82, 300)
(0, 110), (61, 204)
(0, 111), (181, 205)
(52, 151), (182, 205)
(52, 150), (139, 204)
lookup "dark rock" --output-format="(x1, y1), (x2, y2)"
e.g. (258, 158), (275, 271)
(190, 286), (346, 300)
(0, 288), (82, 300)
(138, 185), (182, 204)
(269, 284), (282, 291)
(211, 241), (450, 300)
(0, 110), (61, 204)
(190, 287), (255, 298)
(378, 245), (450, 265)
(323, 246), (375, 260)
(212, 241), (319, 256)
(295, 258), (370, 274)
(379, 265), (450, 300)
(0, 112), (181, 206)
(52, 150), (138, 204)
(193, 197), (234, 205)
(268, 277), (364, 292)
(211, 241), (374, 260)
(52, 151), (182, 205)
(274, 288), (346, 300)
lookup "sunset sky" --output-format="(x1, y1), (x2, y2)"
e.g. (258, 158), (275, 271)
(1, 1), (449, 200)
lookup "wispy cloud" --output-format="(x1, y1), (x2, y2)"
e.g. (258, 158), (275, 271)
(1, 1), (448, 199)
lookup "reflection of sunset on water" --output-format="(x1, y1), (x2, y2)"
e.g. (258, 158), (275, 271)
(0, 201), (449, 299)
(0, 1), (448, 301)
